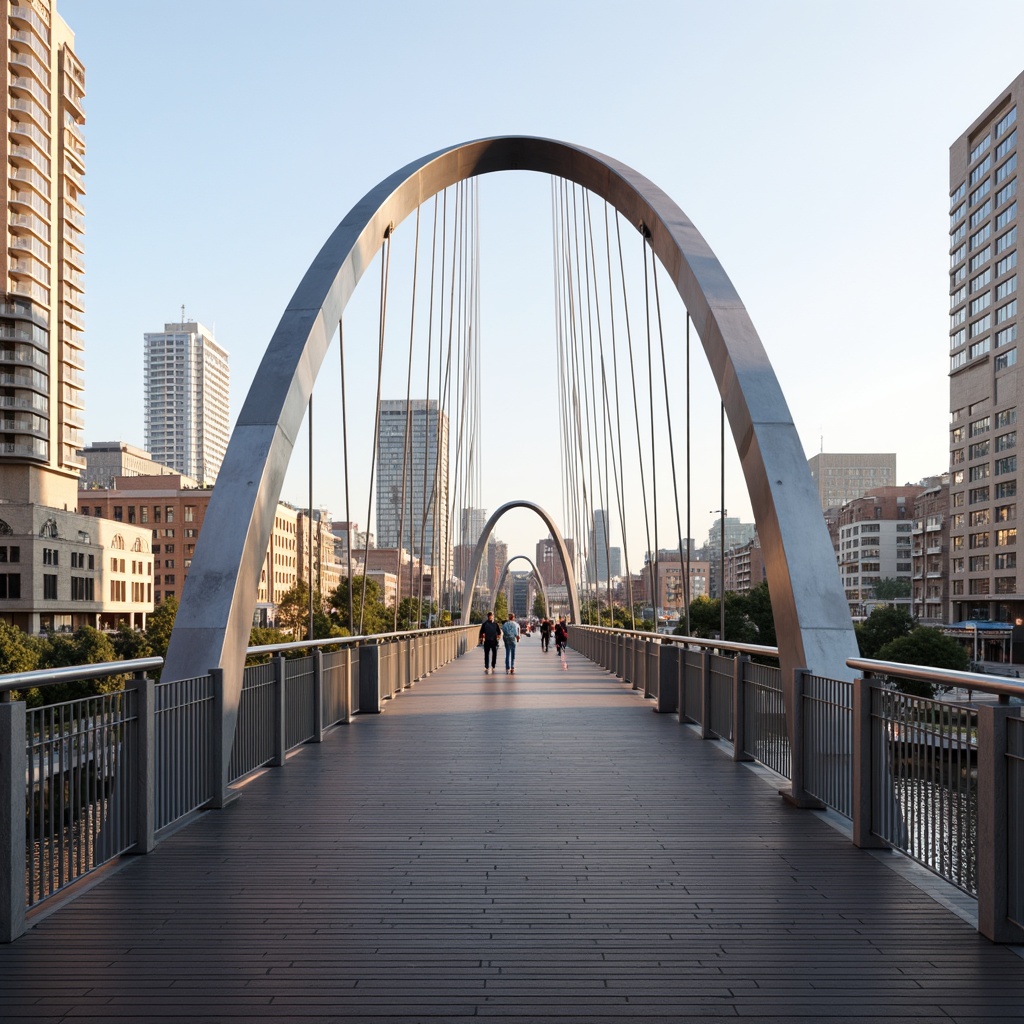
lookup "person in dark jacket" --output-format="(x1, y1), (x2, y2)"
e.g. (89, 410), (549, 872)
(539, 617), (552, 652)
(554, 617), (569, 656)
(479, 611), (501, 674)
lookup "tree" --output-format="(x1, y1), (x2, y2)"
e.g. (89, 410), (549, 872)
(876, 627), (970, 698)
(32, 626), (122, 706)
(0, 620), (40, 675)
(493, 591), (508, 622)
(111, 623), (152, 661)
(146, 596), (179, 660)
(329, 576), (390, 636)
(872, 577), (911, 601)
(276, 581), (312, 639)
(855, 605), (915, 659)
(533, 592), (547, 618)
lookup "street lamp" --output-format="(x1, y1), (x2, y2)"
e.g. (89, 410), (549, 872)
(710, 508), (727, 643)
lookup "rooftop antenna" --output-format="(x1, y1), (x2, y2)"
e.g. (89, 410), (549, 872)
(180, 303), (186, 325)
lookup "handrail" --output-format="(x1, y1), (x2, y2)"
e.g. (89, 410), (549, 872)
(247, 624), (474, 656)
(574, 622), (779, 660)
(0, 656), (164, 693)
(848, 656), (1024, 700)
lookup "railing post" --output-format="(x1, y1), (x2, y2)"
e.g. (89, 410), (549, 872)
(312, 648), (324, 743)
(208, 666), (233, 808)
(359, 643), (382, 713)
(656, 643), (679, 714)
(700, 647), (713, 738)
(851, 675), (887, 848)
(131, 672), (156, 853)
(781, 668), (822, 808)
(732, 654), (753, 762)
(976, 704), (1024, 943)
(342, 648), (353, 723)
(0, 700), (26, 943)
(272, 654), (287, 767)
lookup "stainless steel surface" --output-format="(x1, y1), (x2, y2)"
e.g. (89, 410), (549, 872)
(458, 499), (579, 624)
(492, 555), (547, 617)
(161, 137), (857, 785)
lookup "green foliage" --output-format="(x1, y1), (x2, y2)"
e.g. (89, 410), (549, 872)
(329, 576), (390, 636)
(246, 625), (294, 664)
(674, 582), (777, 647)
(876, 627), (970, 698)
(145, 596), (179, 660)
(395, 596), (436, 631)
(111, 623), (152, 661)
(533, 592), (547, 618)
(855, 605), (915, 659)
(0, 619), (40, 675)
(493, 591), (508, 622)
(872, 577), (912, 600)
(29, 626), (123, 706)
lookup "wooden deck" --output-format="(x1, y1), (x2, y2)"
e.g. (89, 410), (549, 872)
(2, 639), (1024, 1023)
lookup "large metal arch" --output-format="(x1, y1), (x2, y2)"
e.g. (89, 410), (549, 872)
(163, 136), (857, 792)
(459, 500), (579, 625)
(493, 556), (547, 618)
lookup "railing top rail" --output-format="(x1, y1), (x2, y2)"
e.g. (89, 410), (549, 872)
(0, 656), (164, 693)
(572, 623), (779, 659)
(849, 656), (1024, 700)
(247, 623), (473, 656)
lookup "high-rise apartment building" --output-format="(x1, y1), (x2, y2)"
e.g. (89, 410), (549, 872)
(143, 320), (229, 487)
(587, 509), (621, 582)
(807, 453), (897, 511)
(375, 399), (450, 577)
(0, 3), (86, 508)
(949, 73), (1022, 623)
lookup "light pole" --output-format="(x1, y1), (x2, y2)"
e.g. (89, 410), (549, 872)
(710, 508), (727, 643)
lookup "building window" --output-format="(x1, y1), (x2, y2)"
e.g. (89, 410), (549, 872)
(997, 480), (1018, 498)
(970, 555), (990, 572)
(996, 455), (1017, 475)
(970, 440), (990, 459)
(42, 548), (58, 566)
(996, 576), (1017, 594)
(70, 577), (94, 601)
(0, 574), (21, 599)
(996, 552), (1017, 569)
(969, 464), (991, 481)
(970, 578), (991, 594)
(997, 431), (1017, 451)
(996, 503), (1017, 522)
(997, 528), (1017, 546)
(969, 532), (990, 548)
(995, 348), (1018, 371)
(970, 509), (991, 526)
(969, 487), (989, 504)
(43, 574), (57, 600)
(184, 505), (195, 522)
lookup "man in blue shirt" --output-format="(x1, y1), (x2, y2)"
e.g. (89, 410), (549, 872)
(501, 613), (521, 674)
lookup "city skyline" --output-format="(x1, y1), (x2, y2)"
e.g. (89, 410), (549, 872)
(55, 0), (1024, 564)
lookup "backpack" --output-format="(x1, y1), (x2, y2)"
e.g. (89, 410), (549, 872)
(501, 621), (518, 644)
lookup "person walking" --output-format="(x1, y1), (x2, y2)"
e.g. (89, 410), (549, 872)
(554, 616), (568, 657)
(478, 610), (500, 674)
(539, 617), (551, 652)
(501, 612), (521, 674)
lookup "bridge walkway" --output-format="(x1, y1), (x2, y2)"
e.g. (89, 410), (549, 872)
(2, 638), (1023, 1022)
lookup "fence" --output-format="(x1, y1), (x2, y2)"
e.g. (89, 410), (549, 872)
(0, 625), (474, 942)
(570, 623), (1024, 944)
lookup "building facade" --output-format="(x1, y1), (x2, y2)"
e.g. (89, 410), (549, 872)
(807, 453), (897, 511)
(912, 476), (951, 626)
(835, 486), (918, 620)
(949, 73), (1022, 624)
(375, 399), (450, 578)
(80, 476), (300, 621)
(79, 440), (193, 490)
(0, 2), (86, 509)
(143, 320), (229, 486)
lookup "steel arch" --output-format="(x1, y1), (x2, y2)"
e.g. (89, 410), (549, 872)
(459, 499), (579, 625)
(163, 136), (857, 794)
(493, 556), (547, 619)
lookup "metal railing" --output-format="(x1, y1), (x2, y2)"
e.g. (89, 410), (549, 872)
(0, 626), (474, 942)
(572, 623), (1024, 945)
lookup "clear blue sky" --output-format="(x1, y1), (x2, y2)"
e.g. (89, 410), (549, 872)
(58, 0), (1024, 563)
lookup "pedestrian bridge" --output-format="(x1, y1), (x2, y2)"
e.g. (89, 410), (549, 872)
(2, 629), (1024, 1022)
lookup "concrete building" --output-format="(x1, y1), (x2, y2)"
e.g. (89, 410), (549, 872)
(0, 502), (152, 632)
(808, 453), (897, 511)
(296, 508), (341, 604)
(724, 538), (767, 595)
(707, 517), (756, 598)
(834, 486), (918, 620)
(143, 320), (229, 487)
(949, 73), (1022, 624)
(912, 476), (951, 626)
(80, 476), (299, 621)
(376, 399), (450, 579)
(587, 509), (621, 583)
(79, 440), (194, 490)
(0, 2), (86, 509)
(536, 535), (575, 587)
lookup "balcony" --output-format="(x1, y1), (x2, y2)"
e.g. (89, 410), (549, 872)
(9, 116), (49, 151)
(10, 188), (51, 221)
(0, 438), (48, 461)
(8, 97), (50, 134)
(10, 5), (52, 46)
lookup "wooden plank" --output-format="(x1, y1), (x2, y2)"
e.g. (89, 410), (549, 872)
(1, 640), (1022, 1022)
